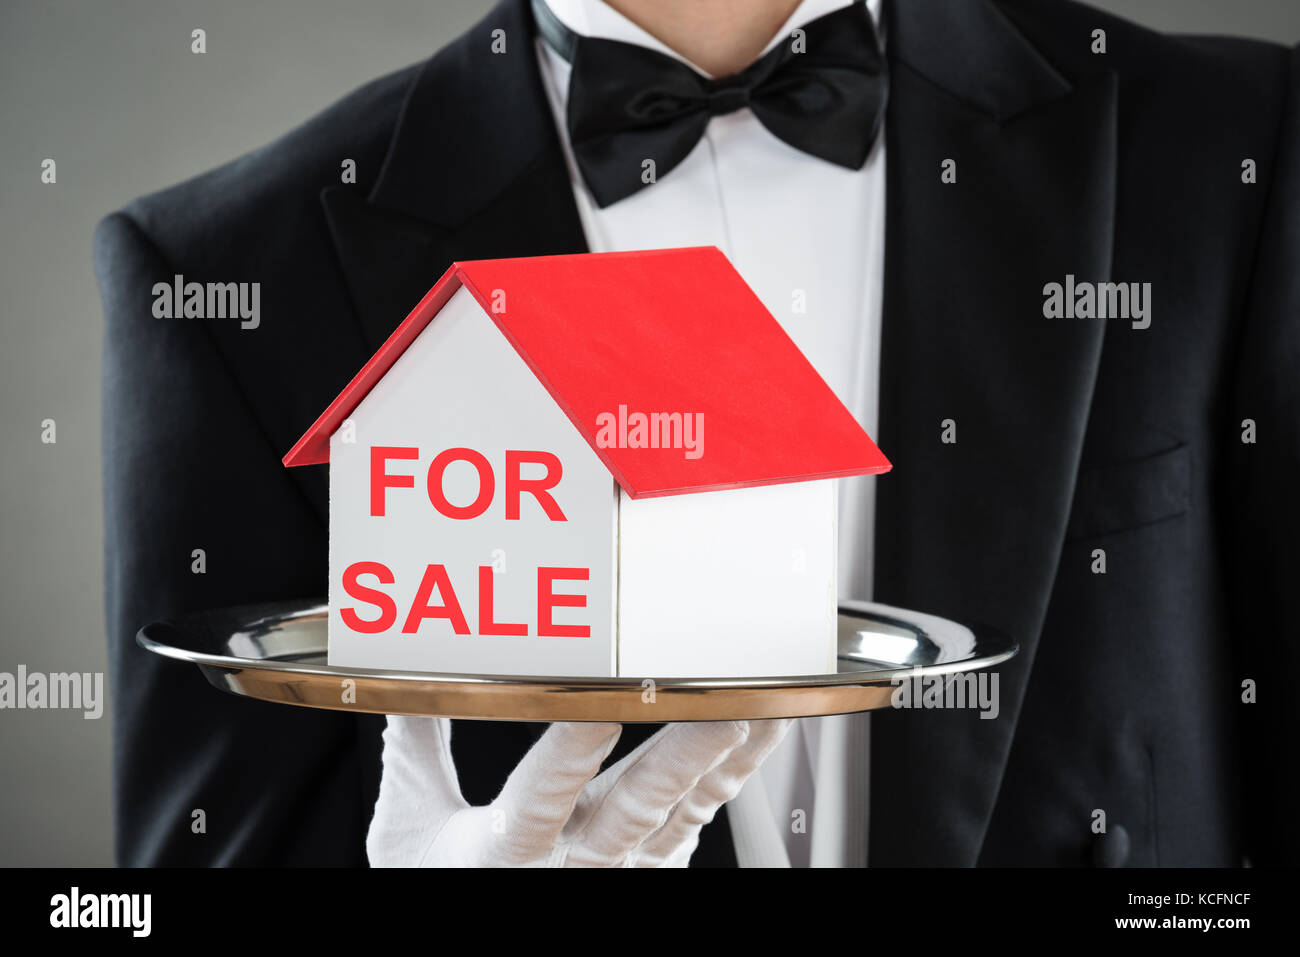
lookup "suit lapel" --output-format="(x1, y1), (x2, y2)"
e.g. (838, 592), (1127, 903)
(322, 0), (586, 357)
(869, 0), (1118, 865)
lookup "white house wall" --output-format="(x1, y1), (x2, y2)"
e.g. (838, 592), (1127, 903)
(616, 479), (838, 677)
(328, 285), (618, 677)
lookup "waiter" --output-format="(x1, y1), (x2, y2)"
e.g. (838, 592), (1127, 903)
(96, 0), (1300, 866)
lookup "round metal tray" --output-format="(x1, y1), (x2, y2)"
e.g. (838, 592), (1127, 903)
(137, 599), (1016, 722)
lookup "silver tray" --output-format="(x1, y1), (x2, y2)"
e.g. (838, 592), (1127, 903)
(137, 599), (1016, 722)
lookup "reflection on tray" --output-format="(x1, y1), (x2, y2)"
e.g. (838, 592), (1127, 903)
(837, 600), (976, 667)
(227, 608), (326, 662)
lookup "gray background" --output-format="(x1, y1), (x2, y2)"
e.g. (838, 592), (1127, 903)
(1, 0), (1296, 867)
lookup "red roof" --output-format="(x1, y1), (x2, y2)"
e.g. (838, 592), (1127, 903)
(283, 247), (890, 498)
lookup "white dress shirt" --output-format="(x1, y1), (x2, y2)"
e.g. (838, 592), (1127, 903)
(535, 0), (886, 867)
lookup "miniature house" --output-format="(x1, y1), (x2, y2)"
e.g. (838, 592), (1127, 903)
(284, 247), (890, 678)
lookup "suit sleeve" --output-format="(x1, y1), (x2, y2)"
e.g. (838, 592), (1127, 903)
(95, 211), (380, 865)
(1227, 43), (1300, 867)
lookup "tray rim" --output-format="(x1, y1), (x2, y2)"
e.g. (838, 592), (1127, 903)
(136, 599), (1018, 692)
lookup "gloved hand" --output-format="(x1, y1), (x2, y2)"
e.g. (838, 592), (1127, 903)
(367, 715), (792, 867)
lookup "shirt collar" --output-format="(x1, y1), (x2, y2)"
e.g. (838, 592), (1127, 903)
(540, 0), (882, 79)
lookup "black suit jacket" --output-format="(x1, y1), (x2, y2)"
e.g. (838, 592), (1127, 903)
(95, 0), (1300, 867)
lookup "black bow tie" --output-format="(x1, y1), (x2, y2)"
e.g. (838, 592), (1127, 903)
(533, 0), (889, 208)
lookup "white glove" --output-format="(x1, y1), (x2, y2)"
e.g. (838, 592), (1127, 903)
(367, 715), (793, 867)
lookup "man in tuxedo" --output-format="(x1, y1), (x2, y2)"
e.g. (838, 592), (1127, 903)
(95, 0), (1299, 867)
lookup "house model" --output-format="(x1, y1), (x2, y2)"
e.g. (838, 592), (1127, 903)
(284, 247), (890, 679)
